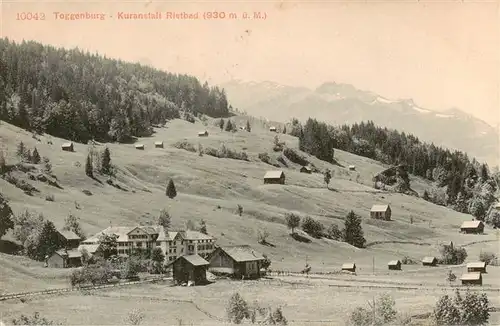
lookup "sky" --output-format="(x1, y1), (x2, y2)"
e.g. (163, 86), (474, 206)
(1, 0), (499, 126)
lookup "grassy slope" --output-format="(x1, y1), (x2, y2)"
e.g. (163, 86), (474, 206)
(0, 116), (498, 295)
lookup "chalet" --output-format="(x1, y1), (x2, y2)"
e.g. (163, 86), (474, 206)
(467, 262), (487, 273)
(269, 126), (277, 132)
(460, 220), (484, 234)
(264, 170), (285, 185)
(370, 204), (391, 221)
(348, 165), (356, 171)
(154, 141), (164, 148)
(422, 256), (438, 267)
(47, 249), (82, 268)
(135, 144), (145, 150)
(341, 263), (356, 273)
(460, 272), (482, 286)
(57, 230), (81, 249)
(61, 142), (74, 152)
(300, 166), (312, 174)
(81, 226), (215, 261)
(171, 254), (209, 285)
(208, 245), (266, 279)
(388, 260), (402, 270)
(198, 131), (208, 137)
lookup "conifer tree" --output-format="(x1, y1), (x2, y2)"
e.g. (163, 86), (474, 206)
(16, 141), (26, 160)
(246, 120), (251, 132)
(101, 147), (111, 175)
(225, 120), (233, 132)
(343, 210), (366, 248)
(219, 118), (225, 130)
(166, 179), (177, 199)
(85, 153), (93, 178)
(32, 147), (41, 164)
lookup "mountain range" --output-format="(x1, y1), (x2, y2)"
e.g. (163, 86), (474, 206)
(220, 80), (499, 167)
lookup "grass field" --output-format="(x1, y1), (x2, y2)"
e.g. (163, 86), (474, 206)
(1, 116), (499, 325)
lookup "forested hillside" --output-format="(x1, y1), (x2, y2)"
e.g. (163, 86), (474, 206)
(0, 38), (231, 143)
(290, 118), (499, 224)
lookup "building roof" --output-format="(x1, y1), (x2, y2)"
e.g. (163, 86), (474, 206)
(371, 205), (390, 212)
(135, 144), (144, 147)
(269, 126), (276, 129)
(78, 244), (101, 254)
(219, 245), (266, 262)
(341, 263), (356, 269)
(181, 254), (209, 266)
(54, 249), (82, 258)
(349, 165), (356, 168)
(467, 262), (487, 269)
(460, 272), (482, 281)
(300, 166), (312, 171)
(57, 229), (81, 241)
(388, 260), (401, 266)
(460, 221), (484, 229)
(198, 131), (208, 134)
(61, 142), (73, 147)
(422, 256), (437, 263)
(264, 171), (285, 179)
(154, 141), (163, 144)
(181, 230), (214, 241)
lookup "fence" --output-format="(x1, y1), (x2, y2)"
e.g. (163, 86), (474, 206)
(0, 276), (170, 301)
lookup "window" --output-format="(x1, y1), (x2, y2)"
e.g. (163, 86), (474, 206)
(173, 241), (177, 246)
(156, 242), (160, 246)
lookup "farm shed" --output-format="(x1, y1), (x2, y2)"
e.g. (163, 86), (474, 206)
(460, 220), (484, 234)
(135, 144), (145, 150)
(460, 272), (482, 286)
(263, 170), (285, 185)
(198, 131), (208, 137)
(422, 256), (438, 266)
(269, 126), (277, 132)
(154, 141), (164, 148)
(388, 260), (402, 270)
(341, 263), (356, 273)
(370, 204), (391, 221)
(47, 249), (82, 268)
(57, 230), (81, 249)
(300, 166), (312, 174)
(61, 142), (74, 152)
(171, 254), (209, 285)
(348, 165), (356, 171)
(208, 245), (266, 279)
(467, 262), (487, 273)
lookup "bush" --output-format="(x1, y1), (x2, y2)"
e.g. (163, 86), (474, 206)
(173, 140), (196, 152)
(45, 194), (55, 202)
(11, 312), (60, 325)
(203, 144), (248, 161)
(282, 148), (309, 166)
(326, 224), (342, 240)
(401, 256), (418, 265)
(348, 293), (397, 326)
(434, 289), (489, 326)
(439, 244), (467, 265)
(258, 152), (271, 164)
(479, 251), (497, 265)
(301, 216), (324, 238)
(184, 112), (195, 123)
(125, 309), (145, 325)
(226, 293), (287, 325)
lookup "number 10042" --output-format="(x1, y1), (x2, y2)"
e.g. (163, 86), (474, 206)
(16, 12), (46, 20)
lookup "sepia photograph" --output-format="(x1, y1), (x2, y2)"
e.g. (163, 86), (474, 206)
(0, 1), (499, 325)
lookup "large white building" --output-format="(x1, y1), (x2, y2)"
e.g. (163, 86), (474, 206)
(80, 226), (216, 262)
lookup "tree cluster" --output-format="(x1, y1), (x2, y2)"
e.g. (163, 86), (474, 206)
(434, 289), (489, 326)
(0, 38), (230, 144)
(226, 292), (287, 325)
(15, 141), (41, 164)
(439, 243), (467, 265)
(292, 118), (497, 222)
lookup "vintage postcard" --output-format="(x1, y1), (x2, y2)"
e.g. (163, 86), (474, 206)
(0, 0), (499, 325)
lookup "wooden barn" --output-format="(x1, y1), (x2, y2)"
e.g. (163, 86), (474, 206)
(460, 272), (482, 286)
(467, 262), (487, 273)
(208, 245), (266, 279)
(57, 230), (81, 249)
(422, 256), (438, 267)
(460, 220), (484, 234)
(154, 141), (164, 148)
(171, 254), (209, 285)
(135, 144), (145, 150)
(341, 263), (356, 273)
(348, 165), (356, 171)
(263, 170), (285, 185)
(370, 204), (392, 221)
(198, 131), (208, 137)
(269, 126), (277, 132)
(61, 142), (74, 152)
(388, 260), (402, 270)
(47, 249), (82, 268)
(300, 166), (312, 174)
